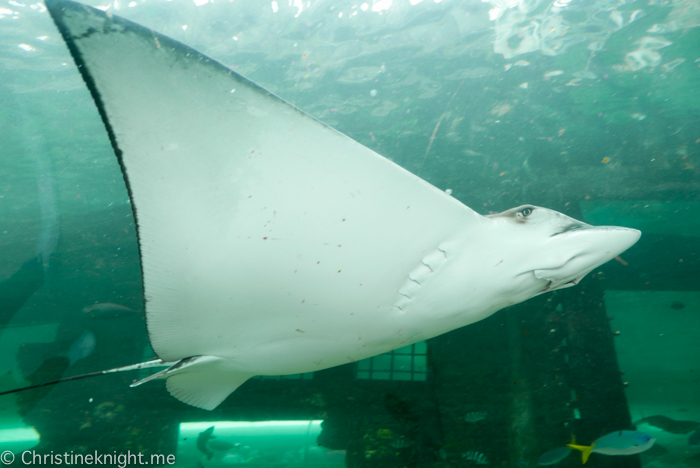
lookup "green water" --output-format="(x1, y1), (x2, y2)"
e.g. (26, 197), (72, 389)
(1, 0), (699, 466)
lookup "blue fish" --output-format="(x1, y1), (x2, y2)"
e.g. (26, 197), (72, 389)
(538, 446), (572, 465)
(568, 430), (655, 464)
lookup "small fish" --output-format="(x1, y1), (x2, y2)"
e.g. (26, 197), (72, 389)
(689, 428), (700, 446)
(538, 446), (572, 465)
(82, 302), (138, 320)
(568, 430), (655, 464)
(65, 331), (96, 366)
(464, 411), (488, 423)
(671, 301), (686, 310)
(636, 415), (700, 434)
(462, 450), (489, 465)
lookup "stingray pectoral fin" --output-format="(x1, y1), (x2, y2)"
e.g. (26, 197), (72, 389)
(131, 356), (253, 410)
(45, 0), (477, 369)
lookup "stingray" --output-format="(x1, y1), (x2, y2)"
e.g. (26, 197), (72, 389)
(0, 0), (640, 410)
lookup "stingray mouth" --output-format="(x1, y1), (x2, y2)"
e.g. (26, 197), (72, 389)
(537, 276), (582, 294)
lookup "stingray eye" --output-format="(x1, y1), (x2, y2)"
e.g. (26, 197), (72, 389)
(518, 207), (533, 218)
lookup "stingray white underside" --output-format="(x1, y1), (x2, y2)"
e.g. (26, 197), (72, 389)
(46, 0), (641, 410)
(49, 2), (488, 360)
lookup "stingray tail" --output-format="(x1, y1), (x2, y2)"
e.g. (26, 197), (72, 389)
(567, 442), (595, 464)
(0, 359), (175, 398)
(0, 356), (252, 411)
